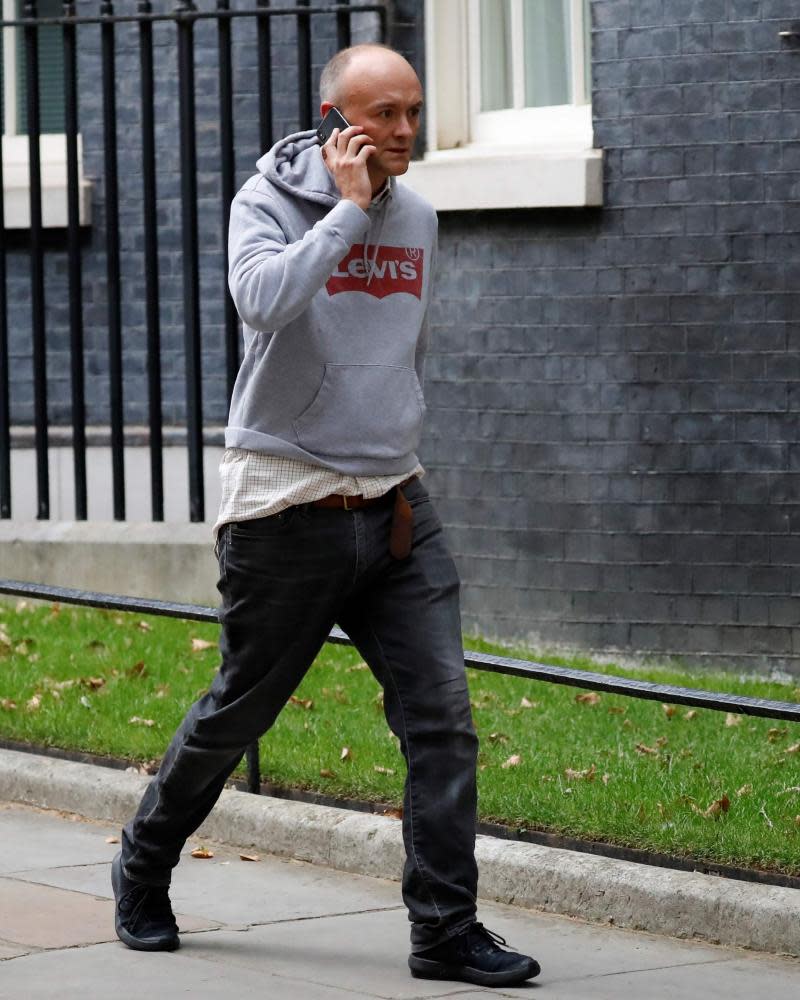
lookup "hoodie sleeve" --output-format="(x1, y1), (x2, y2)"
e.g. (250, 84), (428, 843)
(228, 181), (370, 333)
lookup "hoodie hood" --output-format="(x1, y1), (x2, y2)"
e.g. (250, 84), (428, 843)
(256, 129), (341, 208)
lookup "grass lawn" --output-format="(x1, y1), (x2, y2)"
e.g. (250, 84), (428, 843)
(2, 596), (800, 875)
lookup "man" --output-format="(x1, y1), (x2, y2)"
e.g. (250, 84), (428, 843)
(112, 43), (540, 989)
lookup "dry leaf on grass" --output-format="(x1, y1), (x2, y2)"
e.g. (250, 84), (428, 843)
(129, 716), (155, 727)
(607, 706), (626, 715)
(784, 743), (800, 755)
(239, 853), (260, 862)
(662, 704), (678, 718)
(340, 746), (352, 761)
(346, 661), (369, 672)
(127, 661), (147, 678)
(691, 795), (730, 820)
(488, 732), (509, 744)
(0, 698), (17, 711)
(725, 714), (742, 727)
(634, 743), (660, 756)
(320, 769), (336, 778)
(191, 637), (215, 652)
(736, 784), (753, 797)
(374, 766), (395, 775)
(768, 727), (788, 742)
(83, 677), (106, 690)
(520, 697), (538, 709)
(80, 695), (92, 709)
(684, 710), (698, 720)
(564, 764), (597, 781)
(289, 696), (313, 710)
(501, 754), (522, 769)
(26, 694), (42, 711)
(602, 773), (611, 785)
(190, 846), (214, 859)
(137, 621), (152, 632)
(575, 692), (601, 706)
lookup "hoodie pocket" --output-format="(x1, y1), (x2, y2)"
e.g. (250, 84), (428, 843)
(293, 363), (425, 460)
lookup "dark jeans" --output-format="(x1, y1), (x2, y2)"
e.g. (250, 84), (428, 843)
(121, 478), (479, 950)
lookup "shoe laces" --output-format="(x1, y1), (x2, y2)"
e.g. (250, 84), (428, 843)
(464, 922), (510, 955)
(120, 881), (176, 929)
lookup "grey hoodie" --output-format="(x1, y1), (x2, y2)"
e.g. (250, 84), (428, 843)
(225, 129), (437, 476)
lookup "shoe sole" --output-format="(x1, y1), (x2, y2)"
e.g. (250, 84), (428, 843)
(111, 853), (180, 952)
(408, 954), (540, 987)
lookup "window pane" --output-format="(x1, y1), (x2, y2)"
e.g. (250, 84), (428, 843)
(523, 0), (571, 108)
(480, 0), (513, 112)
(15, 0), (64, 134)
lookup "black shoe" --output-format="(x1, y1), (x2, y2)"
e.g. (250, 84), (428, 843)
(111, 852), (180, 951)
(409, 921), (540, 988)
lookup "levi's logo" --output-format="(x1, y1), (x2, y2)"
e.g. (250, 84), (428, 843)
(326, 245), (424, 300)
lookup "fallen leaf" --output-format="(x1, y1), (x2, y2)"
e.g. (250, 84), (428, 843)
(684, 710), (698, 720)
(662, 704), (678, 718)
(289, 696), (313, 710)
(383, 807), (403, 820)
(725, 713), (742, 727)
(767, 727), (788, 743)
(520, 697), (538, 709)
(602, 773), (611, 785)
(607, 706), (626, 715)
(634, 743), (659, 756)
(1, 699), (18, 711)
(346, 661), (368, 672)
(105, 836), (120, 844)
(190, 847), (214, 859)
(26, 694), (42, 711)
(501, 754), (522, 769)
(319, 768), (336, 778)
(655, 736), (668, 747)
(83, 677), (106, 690)
(692, 795), (730, 820)
(736, 784), (752, 797)
(784, 743), (800, 755)
(191, 637), (215, 652)
(374, 766), (395, 775)
(340, 746), (351, 761)
(129, 716), (155, 727)
(80, 695), (92, 709)
(137, 621), (152, 632)
(239, 853), (260, 862)
(127, 661), (147, 678)
(488, 732), (509, 744)
(575, 692), (601, 706)
(781, 786), (800, 795)
(15, 641), (29, 655)
(564, 764), (596, 781)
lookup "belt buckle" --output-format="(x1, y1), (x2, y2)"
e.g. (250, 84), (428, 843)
(343, 495), (352, 511)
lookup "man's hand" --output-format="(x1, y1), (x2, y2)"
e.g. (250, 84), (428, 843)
(321, 125), (376, 212)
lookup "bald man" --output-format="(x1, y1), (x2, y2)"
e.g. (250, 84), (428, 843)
(112, 43), (540, 988)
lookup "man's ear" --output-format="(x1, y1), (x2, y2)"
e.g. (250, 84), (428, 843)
(320, 101), (335, 118)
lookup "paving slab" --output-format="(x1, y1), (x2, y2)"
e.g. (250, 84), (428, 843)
(0, 800), (120, 874)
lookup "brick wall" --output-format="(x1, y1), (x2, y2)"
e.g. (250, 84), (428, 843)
(418, 1), (800, 671)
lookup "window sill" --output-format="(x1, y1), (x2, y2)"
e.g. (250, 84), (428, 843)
(2, 134), (93, 229)
(402, 145), (604, 212)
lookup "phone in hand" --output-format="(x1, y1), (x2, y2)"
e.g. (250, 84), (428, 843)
(317, 107), (351, 145)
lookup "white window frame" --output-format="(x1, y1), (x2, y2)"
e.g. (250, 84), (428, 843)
(402, 0), (603, 211)
(2, 0), (92, 228)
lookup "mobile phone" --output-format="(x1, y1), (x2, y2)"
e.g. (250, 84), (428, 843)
(317, 107), (350, 145)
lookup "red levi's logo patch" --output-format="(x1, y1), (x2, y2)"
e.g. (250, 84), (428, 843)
(326, 245), (424, 300)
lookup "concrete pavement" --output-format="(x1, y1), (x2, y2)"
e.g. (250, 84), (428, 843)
(1, 801), (799, 1000)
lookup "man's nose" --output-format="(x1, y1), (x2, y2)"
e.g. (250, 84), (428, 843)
(395, 115), (414, 137)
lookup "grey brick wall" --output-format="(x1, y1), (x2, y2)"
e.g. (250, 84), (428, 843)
(6, 1), (800, 672)
(417, 2), (800, 672)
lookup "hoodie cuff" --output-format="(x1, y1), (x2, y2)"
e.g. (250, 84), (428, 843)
(324, 198), (371, 245)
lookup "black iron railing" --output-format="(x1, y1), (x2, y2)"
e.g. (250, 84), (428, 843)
(2, 578), (800, 795)
(0, 1), (388, 523)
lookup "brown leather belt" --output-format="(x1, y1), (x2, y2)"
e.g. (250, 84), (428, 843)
(310, 475), (416, 559)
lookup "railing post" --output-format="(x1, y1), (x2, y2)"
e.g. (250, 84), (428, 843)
(297, 0), (312, 130)
(138, 0), (165, 522)
(24, 0), (50, 519)
(216, 0), (240, 408)
(100, 0), (125, 520)
(256, 0), (273, 154)
(0, 89), (10, 518)
(63, 0), (88, 520)
(175, 0), (204, 522)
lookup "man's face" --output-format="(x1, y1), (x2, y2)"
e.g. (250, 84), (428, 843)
(326, 52), (423, 185)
